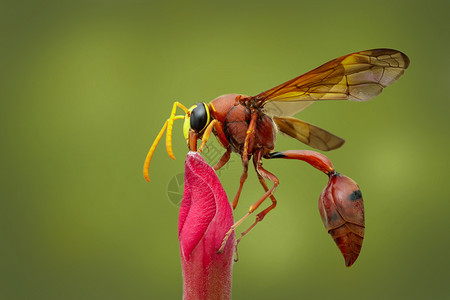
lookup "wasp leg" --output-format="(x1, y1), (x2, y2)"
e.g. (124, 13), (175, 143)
(188, 129), (198, 152)
(199, 119), (231, 170)
(198, 119), (218, 153)
(232, 111), (258, 210)
(219, 149), (279, 254)
(213, 148), (231, 171)
(166, 102), (189, 159)
(244, 149), (279, 218)
(242, 112), (258, 159)
(143, 115), (185, 182)
(232, 157), (248, 210)
(211, 118), (229, 149)
(204, 118), (231, 171)
(233, 151), (279, 257)
(251, 149), (279, 221)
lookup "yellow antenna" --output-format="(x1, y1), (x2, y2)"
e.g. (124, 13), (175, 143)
(143, 102), (189, 182)
(166, 102), (190, 159)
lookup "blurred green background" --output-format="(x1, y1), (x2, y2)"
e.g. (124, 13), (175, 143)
(1, 0), (449, 299)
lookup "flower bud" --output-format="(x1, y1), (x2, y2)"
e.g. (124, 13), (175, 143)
(178, 152), (235, 299)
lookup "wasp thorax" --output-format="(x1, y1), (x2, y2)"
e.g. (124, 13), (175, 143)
(190, 103), (210, 132)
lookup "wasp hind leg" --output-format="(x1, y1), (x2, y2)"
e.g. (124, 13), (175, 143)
(218, 149), (279, 254)
(232, 152), (279, 261)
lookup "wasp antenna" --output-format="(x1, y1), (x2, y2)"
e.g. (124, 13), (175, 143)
(166, 102), (189, 159)
(143, 120), (170, 182)
(165, 115), (185, 159)
(144, 115), (186, 182)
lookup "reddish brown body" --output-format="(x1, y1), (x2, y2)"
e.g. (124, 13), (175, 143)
(207, 94), (366, 266)
(144, 49), (410, 266)
(209, 94), (276, 156)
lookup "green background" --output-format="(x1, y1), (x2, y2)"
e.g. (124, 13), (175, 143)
(1, 0), (449, 299)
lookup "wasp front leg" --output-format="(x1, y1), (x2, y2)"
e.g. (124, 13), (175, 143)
(195, 118), (233, 173)
(198, 119), (218, 153)
(188, 129), (198, 152)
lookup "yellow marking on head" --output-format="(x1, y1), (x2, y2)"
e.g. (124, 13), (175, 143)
(183, 105), (197, 141)
(203, 103), (211, 132)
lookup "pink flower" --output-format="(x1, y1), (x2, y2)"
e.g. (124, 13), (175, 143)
(178, 152), (235, 300)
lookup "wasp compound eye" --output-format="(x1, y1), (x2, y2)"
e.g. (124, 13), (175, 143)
(190, 103), (209, 132)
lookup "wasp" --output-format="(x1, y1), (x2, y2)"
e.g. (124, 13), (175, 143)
(143, 49), (409, 259)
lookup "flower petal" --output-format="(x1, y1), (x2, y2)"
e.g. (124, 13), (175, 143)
(178, 152), (235, 299)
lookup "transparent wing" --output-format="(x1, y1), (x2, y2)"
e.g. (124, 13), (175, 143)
(255, 49), (410, 117)
(273, 116), (345, 151)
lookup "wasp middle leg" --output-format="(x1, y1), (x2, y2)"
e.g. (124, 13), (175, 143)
(232, 111), (259, 210)
(213, 147), (232, 171)
(218, 148), (279, 253)
(234, 149), (279, 253)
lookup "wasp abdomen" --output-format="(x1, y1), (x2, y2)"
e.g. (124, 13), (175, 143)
(319, 173), (365, 267)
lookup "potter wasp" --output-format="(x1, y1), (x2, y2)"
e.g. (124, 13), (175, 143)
(143, 49), (409, 266)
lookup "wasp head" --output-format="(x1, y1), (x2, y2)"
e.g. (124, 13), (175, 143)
(183, 102), (211, 141)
